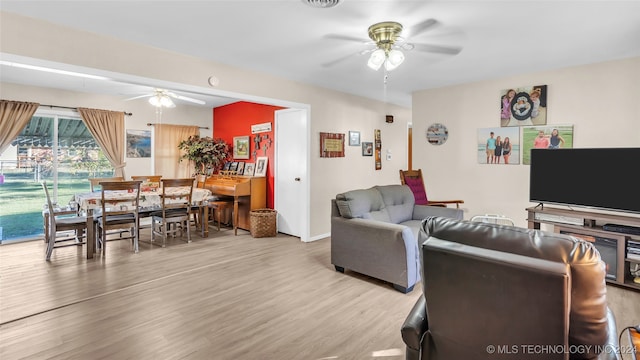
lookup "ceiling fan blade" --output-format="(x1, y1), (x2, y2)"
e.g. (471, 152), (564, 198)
(124, 94), (152, 101)
(324, 33), (369, 44)
(166, 92), (206, 105)
(407, 19), (439, 37)
(412, 43), (462, 55)
(321, 48), (375, 68)
(321, 52), (361, 68)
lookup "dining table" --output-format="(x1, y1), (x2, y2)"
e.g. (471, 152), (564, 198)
(74, 187), (213, 259)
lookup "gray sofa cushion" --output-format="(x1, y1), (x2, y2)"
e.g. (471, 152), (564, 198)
(335, 188), (390, 222)
(376, 185), (415, 224)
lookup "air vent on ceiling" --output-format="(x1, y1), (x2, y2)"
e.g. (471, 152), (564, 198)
(302, 0), (341, 8)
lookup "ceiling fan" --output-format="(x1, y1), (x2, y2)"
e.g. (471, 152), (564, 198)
(125, 88), (206, 108)
(324, 19), (462, 70)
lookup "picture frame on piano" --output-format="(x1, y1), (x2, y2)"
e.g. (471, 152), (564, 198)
(236, 161), (245, 175)
(223, 162), (231, 171)
(243, 163), (255, 176)
(255, 157), (268, 177)
(229, 161), (239, 172)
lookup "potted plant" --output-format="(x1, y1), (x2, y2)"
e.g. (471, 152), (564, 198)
(178, 135), (231, 175)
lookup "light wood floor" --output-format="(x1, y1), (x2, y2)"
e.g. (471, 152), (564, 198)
(0, 227), (421, 360)
(1, 227), (638, 359)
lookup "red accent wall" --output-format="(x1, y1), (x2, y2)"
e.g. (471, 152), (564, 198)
(213, 101), (285, 208)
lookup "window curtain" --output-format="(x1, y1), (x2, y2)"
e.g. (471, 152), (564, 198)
(0, 100), (40, 154)
(154, 124), (199, 178)
(78, 107), (126, 178)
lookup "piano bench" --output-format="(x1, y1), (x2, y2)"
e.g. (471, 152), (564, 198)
(207, 200), (234, 231)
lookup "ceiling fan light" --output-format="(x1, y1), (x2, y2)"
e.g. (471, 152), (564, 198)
(148, 95), (161, 107)
(367, 49), (386, 71)
(160, 95), (175, 108)
(384, 49), (405, 71)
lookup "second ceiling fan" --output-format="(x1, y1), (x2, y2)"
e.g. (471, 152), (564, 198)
(125, 88), (206, 108)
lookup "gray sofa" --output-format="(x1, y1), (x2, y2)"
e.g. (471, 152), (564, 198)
(330, 184), (463, 293)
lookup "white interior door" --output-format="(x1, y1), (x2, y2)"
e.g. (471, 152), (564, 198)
(275, 108), (309, 240)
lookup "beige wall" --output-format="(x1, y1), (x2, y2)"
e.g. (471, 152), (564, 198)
(0, 11), (411, 240)
(0, 82), (214, 177)
(412, 57), (640, 228)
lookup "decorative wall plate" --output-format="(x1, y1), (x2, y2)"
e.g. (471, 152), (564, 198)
(426, 123), (448, 145)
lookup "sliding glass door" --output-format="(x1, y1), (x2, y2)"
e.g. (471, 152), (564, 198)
(0, 109), (113, 243)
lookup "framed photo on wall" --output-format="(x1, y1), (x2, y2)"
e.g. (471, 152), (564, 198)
(126, 130), (151, 158)
(500, 85), (548, 127)
(362, 142), (373, 156)
(521, 124), (574, 165)
(255, 156), (268, 177)
(319, 132), (345, 158)
(476, 127), (521, 165)
(233, 136), (250, 159)
(348, 131), (360, 146)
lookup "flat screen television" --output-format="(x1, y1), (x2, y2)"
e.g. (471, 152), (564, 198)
(529, 148), (640, 214)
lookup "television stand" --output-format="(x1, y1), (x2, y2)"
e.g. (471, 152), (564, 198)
(526, 206), (640, 292)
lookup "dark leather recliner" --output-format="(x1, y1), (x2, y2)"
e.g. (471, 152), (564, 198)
(401, 217), (621, 360)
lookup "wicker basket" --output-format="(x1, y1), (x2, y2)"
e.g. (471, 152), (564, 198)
(249, 209), (277, 238)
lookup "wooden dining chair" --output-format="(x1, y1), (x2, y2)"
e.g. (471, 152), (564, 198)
(189, 175), (208, 230)
(96, 180), (142, 256)
(150, 178), (194, 247)
(131, 175), (162, 182)
(88, 176), (124, 192)
(399, 169), (464, 208)
(41, 181), (87, 261)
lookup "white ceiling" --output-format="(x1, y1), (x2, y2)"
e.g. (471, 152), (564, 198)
(1, 0), (640, 108)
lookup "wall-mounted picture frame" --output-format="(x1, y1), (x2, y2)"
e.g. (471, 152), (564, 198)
(255, 156), (268, 176)
(500, 85), (548, 127)
(233, 136), (250, 159)
(348, 131), (360, 146)
(374, 129), (381, 170)
(362, 142), (373, 156)
(521, 124), (574, 165)
(243, 162), (255, 176)
(319, 132), (345, 158)
(426, 123), (449, 145)
(476, 126), (521, 165)
(126, 129), (151, 158)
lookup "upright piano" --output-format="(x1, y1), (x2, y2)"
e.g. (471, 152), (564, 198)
(204, 176), (266, 235)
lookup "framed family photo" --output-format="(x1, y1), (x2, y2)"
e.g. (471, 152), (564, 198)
(255, 156), (268, 177)
(500, 85), (548, 127)
(243, 162), (255, 176)
(477, 127), (520, 165)
(521, 124), (574, 165)
(236, 161), (245, 175)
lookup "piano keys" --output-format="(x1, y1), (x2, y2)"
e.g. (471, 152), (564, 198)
(204, 176), (266, 235)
